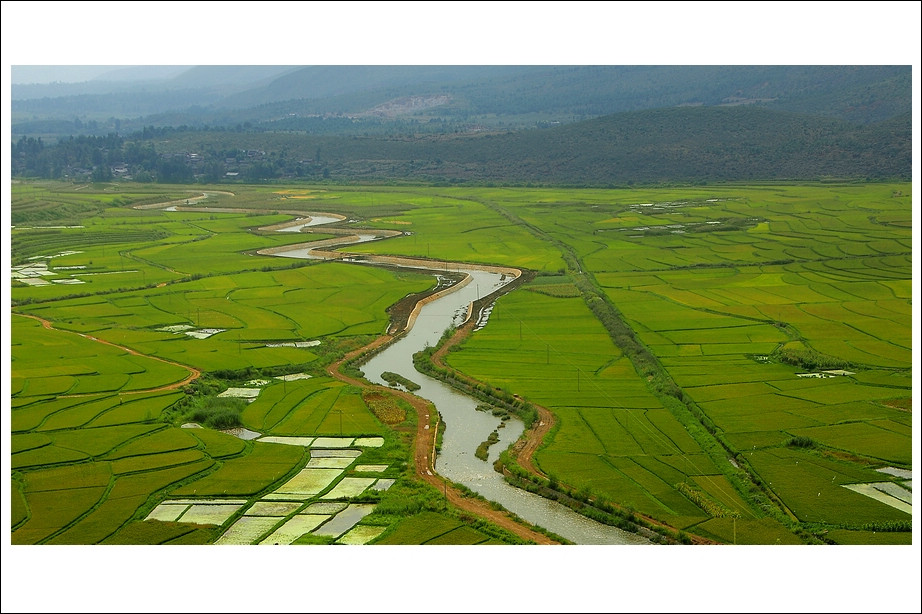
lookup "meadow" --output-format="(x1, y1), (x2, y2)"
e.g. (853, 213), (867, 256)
(9, 180), (913, 545)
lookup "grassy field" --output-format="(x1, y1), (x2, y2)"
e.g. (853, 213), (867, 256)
(9, 179), (913, 545)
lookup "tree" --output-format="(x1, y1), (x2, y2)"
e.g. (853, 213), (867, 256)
(91, 165), (112, 182)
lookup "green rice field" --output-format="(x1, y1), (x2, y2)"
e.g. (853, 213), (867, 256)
(9, 180), (913, 545)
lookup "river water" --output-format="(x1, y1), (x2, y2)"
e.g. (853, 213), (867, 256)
(358, 268), (649, 544)
(178, 206), (649, 544)
(270, 215), (649, 544)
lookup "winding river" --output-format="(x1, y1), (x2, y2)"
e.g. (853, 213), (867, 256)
(156, 200), (649, 544)
(268, 214), (649, 544)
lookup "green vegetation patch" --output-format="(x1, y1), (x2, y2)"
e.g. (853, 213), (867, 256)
(723, 430), (791, 451)
(689, 474), (758, 519)
(32, 458), (213, 545)
(110, 449), (210, 475)
(362, 390), (408, 425)
(747, 448), (911, 525)
(12, 485), (109, 545)
(171, 441), (305, 497)
(35, 396), (123, 431)
(424, 525), (495, 545)
(381, 371), (421, 391)
(11, 432), (52, 454)
(22, 462), (112, 492)
(12, 446), (91, 469)
(475, 430), (500, 461)
(11, 316), (190, 399)
(12, 395), (109, 432)
(11, 479), (29, 528)
(184, 396), (248, 430)
(824, 529), (912, 545)
(104, 425), (199, 459)
(51, 423), (165, 457)
(89, 392), (184, 428)
(187, 428), (248, 458)
(103, 520), (217, 545)
(694, 517), (803, 545)
(376, 511), (481, 545)
(538, 450), (706, 521)
(244, 376), (381, 436)
(787, 422), (911, 465)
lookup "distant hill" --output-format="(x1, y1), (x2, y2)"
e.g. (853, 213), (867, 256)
(11, 65), (911, 140)
(214, 65), (537, 109)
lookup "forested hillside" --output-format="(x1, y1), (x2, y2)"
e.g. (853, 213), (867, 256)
(12, 106), (911, 186)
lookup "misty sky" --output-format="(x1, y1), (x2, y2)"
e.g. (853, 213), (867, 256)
(12, 66), (123, 84)
(11, 66), (192, 85)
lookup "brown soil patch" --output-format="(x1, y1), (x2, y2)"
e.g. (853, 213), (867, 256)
(882, 397), (911, 412)
(362, 390), (407, 425)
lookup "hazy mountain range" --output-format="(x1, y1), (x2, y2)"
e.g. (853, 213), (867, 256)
(11, 65), (911, 185)
(12, 65), (910, 132)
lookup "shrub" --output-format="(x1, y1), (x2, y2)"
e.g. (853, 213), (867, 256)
(787, 435), (817, 449)
(187, 396), (247, 429)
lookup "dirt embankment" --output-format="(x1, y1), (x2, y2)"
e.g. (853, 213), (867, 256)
(429, 313), (555, 481)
